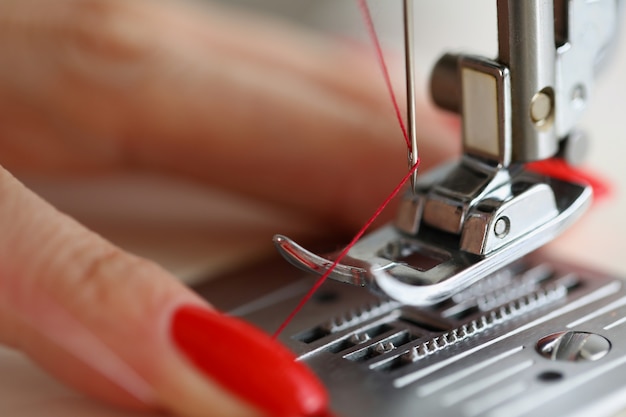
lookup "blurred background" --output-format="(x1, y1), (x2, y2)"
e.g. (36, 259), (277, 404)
(24, 0), (625, 281)
(3, 1), (626, 416)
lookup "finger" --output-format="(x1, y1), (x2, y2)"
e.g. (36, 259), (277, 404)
(0, 0), (460, 231)
(0, 166), (328, 417)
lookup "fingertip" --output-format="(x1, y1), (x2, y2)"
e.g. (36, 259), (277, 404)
(170, 305), (328, 417)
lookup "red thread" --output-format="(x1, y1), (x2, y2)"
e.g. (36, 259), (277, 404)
(272, 160), (420, 338)
(272, 2), (415, 339)
(357, 0), (411, 151)
(526, 158), (612, 202)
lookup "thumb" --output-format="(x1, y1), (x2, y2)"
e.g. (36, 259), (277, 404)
(0, 167), (327, 417)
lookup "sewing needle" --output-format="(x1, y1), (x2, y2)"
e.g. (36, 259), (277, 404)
(404, 0), (419, 192)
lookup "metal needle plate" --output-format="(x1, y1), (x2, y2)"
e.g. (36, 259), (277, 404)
(198, 255), (626, 417)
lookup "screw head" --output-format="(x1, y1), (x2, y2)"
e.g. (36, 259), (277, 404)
(530, 90), (554, 127)
(494, 216), (510, 238)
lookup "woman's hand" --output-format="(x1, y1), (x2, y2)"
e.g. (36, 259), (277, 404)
(0, 0), (459, 416)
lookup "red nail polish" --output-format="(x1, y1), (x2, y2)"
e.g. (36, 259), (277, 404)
(171, 305), (329, 417)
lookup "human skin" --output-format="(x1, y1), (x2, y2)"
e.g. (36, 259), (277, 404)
(0, 1), (459, 416)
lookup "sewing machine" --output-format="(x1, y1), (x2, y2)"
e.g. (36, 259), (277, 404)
(197, 1), (626, 416)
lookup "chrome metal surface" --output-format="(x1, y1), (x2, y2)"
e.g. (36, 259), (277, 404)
(459, 57), (512, 165)
(560, 129), (589, 166)
(554, 0), (619, 139)
(204, 256), (626, 417)
(260, 2), (625, 415)
(293, 0), (615, 305)
(275, 168), (591, 306)
(497, 0), (558, 161)
(430, 0), (621, 161)
(536, 331), (611, 362)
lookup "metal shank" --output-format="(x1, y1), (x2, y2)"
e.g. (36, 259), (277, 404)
(498, 0), (558, 162)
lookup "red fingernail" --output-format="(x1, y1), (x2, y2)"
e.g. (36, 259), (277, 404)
(171, 305), (329, 417)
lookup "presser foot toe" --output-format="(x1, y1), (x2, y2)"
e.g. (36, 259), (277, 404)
(273, 235), (371, 287)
